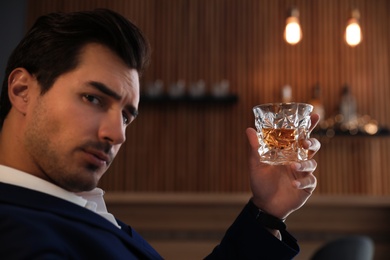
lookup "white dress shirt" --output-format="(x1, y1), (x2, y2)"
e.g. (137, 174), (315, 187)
(0, 165), (120, 228)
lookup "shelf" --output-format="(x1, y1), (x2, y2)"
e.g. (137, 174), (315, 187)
(140, 93), (238, 105)
(313, 127), (390, 138)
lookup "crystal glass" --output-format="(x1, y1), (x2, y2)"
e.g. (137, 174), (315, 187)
(253, 102), (313, 165)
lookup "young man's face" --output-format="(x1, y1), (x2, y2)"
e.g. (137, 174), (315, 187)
(23, 43), (139, 192)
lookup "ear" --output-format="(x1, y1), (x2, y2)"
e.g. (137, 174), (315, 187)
(8, 68), (36, 115)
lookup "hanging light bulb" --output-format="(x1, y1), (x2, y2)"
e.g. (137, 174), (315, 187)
(345, 9), (362, 47)
(284, 7), (302, 45)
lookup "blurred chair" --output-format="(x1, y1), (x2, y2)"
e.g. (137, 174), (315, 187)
(310, 235), (374, 260)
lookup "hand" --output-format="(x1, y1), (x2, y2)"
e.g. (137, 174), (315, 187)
(246, 113), (321, 219)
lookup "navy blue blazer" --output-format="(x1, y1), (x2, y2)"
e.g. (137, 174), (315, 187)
(0, 183), (299, 259)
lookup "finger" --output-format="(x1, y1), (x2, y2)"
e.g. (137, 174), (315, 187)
(301, 138), (321, 158)
(291, 159), (318, 191)
(301, 138), (320, 150)
(309, 113), (320, 132)
(293, 173), (317, 191)
(246, 127), (259, 149)
(291, 159), (317, 172)
(309, 138), (321, 151)
(246, 128), (263, 166)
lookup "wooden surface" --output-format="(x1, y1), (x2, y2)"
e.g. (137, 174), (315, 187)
(105, 192), (390, 260)
(25, 0), (390, 195)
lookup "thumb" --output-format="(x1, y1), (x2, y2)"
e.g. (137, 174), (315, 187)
(246, 127), (259, 149)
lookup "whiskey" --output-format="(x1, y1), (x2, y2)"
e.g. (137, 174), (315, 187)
(262, 128), (297, 150)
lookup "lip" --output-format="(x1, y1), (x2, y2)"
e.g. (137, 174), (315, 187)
(83, 148), (111, 166)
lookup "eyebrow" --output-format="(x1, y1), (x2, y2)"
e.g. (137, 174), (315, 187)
(88, 81), (139, 118)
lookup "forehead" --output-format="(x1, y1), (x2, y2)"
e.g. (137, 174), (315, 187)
(74, 43), (140, 101)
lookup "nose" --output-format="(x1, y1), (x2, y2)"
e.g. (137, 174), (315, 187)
(99, 111), (126, 145)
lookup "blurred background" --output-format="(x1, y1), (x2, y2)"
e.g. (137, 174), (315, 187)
(1, 0), (389, 259)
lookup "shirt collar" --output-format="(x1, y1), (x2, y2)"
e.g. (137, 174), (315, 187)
(0, 164), (88, 207)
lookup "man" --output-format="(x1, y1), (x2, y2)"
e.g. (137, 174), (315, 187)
(0, 9), (320, 259)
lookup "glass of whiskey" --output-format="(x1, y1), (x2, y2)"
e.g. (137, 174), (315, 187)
(253, 102), (313, 165)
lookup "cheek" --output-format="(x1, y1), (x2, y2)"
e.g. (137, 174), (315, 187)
(42, 102), (92, 139)
(59, 102), (97, 130)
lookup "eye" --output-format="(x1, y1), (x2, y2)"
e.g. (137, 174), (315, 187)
(122, 112), (130, 126)
(83, 94), (101, 105)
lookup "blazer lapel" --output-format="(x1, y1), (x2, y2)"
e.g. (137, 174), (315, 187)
(0, 183), (162, 259)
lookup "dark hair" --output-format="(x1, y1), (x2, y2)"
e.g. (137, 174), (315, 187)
(0, 8), (150, 129)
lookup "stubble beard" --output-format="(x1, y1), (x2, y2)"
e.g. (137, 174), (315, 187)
(23, 103), (102, 192)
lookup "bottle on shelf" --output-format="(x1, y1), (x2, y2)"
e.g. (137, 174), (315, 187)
(339, 85), (357, 130)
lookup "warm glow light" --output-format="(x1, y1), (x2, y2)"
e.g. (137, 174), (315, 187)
(284, 17), (302, 44)
(345, 9), (362, 47)
(284, 7), (302, 45)
(364, 121), (378, 135)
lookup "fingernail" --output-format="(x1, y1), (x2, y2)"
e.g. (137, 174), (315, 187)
(294, 180), (301, 188)
(292, 162), (301, 170)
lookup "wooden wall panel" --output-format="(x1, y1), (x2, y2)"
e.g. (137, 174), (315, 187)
(26, 0), (390, 194)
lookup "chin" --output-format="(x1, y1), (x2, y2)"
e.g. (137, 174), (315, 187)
(67, 183), (98, 193)
(61, 175), (100, 193)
